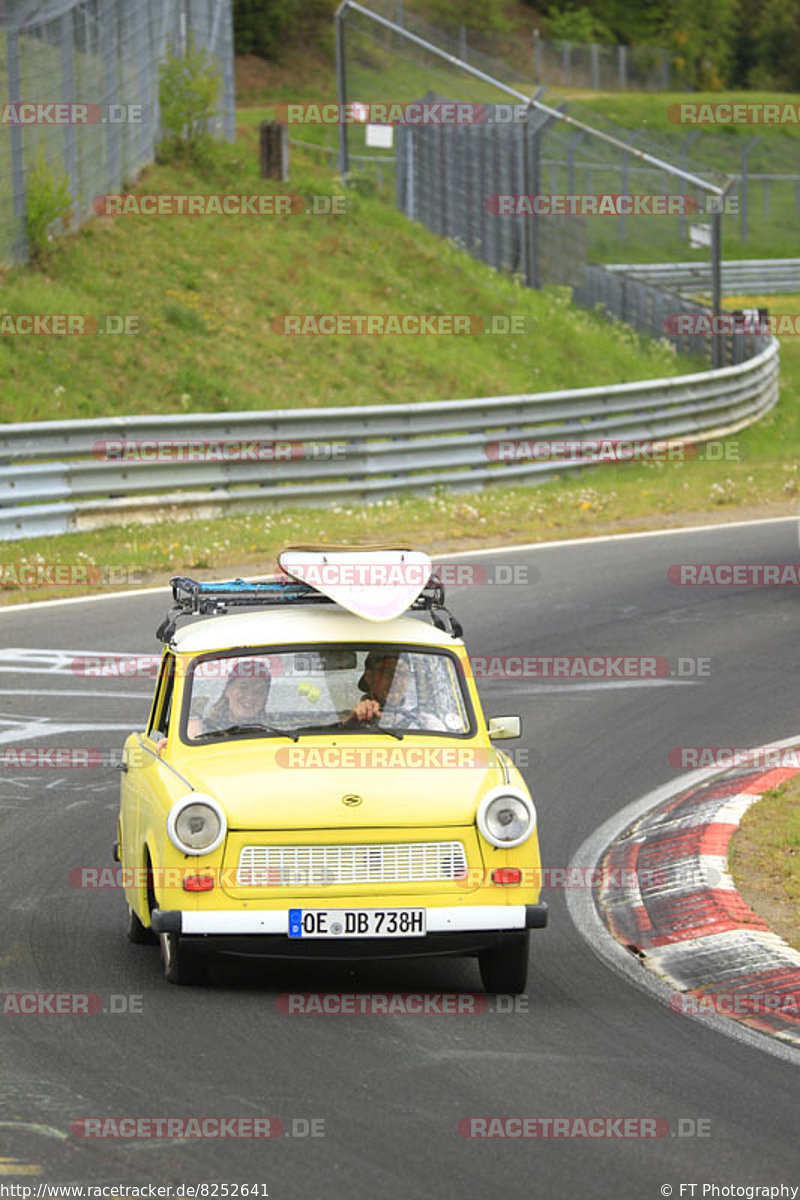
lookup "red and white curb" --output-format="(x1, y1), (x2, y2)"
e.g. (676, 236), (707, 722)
(595, 756), (800, 1047)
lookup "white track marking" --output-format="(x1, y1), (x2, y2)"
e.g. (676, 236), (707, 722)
(0, 721), (135, 746)
(0, 689), (149, 699)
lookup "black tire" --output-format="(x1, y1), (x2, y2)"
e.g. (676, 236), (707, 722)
(126, 903), (157, 945)
(160, 932), (208, 986)
(478, 932), (530, 994)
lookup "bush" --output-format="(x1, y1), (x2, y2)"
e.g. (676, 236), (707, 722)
(233, 0), (336, 61)
(545, 6), (614, 44)
(25, 152), (73, 264)
(157, 37), (222, 165)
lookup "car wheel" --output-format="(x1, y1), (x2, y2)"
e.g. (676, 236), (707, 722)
(160, 932), (208, 986)
(126, 904), (157, 945)
(478, 932), (530, 994)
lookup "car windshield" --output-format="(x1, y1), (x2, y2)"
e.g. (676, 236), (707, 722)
(183, 645), (471, 741)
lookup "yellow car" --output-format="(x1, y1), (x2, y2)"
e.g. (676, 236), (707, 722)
(116, 547), (547, 990)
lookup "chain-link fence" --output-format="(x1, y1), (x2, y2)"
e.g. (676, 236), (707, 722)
(391, 5), (680, 91)
(532, 33), (675, 92)
(335, 1), (757, 366)
(392, 100), (589, 290)
(0, 0), (235, 266)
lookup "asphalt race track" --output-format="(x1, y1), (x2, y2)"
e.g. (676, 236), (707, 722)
(0, 518), (798, 1197)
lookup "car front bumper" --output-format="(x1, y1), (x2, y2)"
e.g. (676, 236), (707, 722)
(150, 903), (547, 959)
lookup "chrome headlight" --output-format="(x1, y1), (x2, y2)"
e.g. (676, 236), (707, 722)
(167, 794), (226, 856)
(477, 787), (536, 849)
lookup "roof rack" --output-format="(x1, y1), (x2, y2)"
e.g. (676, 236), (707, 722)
(156, 574), (463, 643)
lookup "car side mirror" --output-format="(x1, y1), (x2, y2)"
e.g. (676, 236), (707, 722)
(488, 715), (521, 740)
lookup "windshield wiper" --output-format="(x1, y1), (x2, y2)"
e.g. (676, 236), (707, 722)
(195, 723), (299, 742)
(284, 722), (405, 740)
(362, 724), (404, 740)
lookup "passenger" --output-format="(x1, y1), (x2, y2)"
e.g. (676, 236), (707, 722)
(188, 658), (272, 737)
(342, 651), (447, 731)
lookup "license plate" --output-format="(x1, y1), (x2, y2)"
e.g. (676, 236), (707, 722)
(288, 908), (426, 938)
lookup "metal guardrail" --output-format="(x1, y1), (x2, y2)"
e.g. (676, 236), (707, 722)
(605, 259), (800, 296)
(0, 339), (779, 540)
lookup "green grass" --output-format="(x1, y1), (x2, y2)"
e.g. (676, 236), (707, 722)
(730, 774), (800, 953)
(565, 91), (800, 146)
(0, 69), (798, 602)
(2, 293), (797, 603)
(0, 127), (693, 423)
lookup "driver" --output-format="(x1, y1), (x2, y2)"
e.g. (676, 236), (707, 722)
(188, 658), (272, 738)
(342, 651), (447, 732)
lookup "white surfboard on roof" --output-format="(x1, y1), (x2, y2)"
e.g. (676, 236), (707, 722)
(278, 544), (432, 623)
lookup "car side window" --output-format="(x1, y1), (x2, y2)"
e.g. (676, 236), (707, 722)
(147, 654), (175, 740)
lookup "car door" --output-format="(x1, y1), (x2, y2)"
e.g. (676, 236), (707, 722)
(120, 652), (175, 891)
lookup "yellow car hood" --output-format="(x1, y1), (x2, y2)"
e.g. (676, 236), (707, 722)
(173, 737), (503, 829)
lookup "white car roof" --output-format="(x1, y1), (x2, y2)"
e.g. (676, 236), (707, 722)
(172, 606), (464, 655)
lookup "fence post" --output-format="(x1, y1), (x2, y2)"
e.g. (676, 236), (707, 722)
(217, 0), (236, 142)
(562, 41), (570, 87)
(439, 125), (449, 239)
(567, 129), (587, 193)
(711, 205), (723, 369)
(335, 4), (349, 175)
(478, 123), (487, 266)
(679, 131), (701, 243)
(590, 43), (599, 90)
(59, 12), (79, 231)
(259, 122), (288, 180)
(101, 0), (121, 192)
(619, 130), (643, 244)
(464, 125), (475, 252)
(533, 28), (541, 83)
(491, 124), (501, 269)
(740, 136), (760, 243)
(524, 101), (564, 289)
(406, 128), (415, 219)
(618, 44), (626, 89)
(710, 178), (735, 370)
(7, 31), (27, 263)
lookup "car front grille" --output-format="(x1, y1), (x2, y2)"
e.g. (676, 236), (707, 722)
(235, 841), (468, 887)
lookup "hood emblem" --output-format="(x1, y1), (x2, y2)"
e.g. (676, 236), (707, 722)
(342, 794), (363, 807)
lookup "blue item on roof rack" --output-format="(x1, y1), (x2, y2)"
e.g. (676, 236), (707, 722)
(155, 573), (462, 644)
(190, 578), (312, 595)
